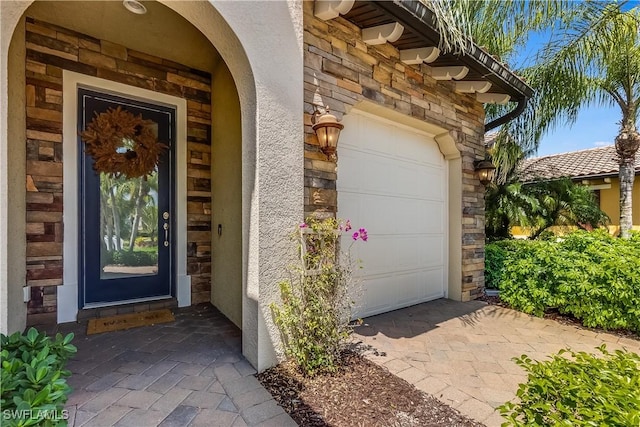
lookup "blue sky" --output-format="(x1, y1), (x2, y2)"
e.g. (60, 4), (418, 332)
(533, 106), (620, 157)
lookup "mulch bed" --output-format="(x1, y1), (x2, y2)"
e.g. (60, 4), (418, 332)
(257, 351), (484, 427)
(480, 294), (640, 342)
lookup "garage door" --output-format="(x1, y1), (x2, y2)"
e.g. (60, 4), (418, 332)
(337, 110), (447, 318)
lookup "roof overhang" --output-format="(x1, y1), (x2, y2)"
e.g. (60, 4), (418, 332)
(340, 1), (534, 103)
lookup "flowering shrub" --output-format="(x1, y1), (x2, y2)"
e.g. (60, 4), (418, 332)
(271, 217), (367, 376)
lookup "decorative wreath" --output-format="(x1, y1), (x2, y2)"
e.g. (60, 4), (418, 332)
(81, 106), (168, 179)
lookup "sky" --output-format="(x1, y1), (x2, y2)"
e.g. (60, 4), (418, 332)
(533, 106), (620, 158)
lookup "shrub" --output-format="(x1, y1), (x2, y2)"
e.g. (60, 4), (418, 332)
(271, 218), (367, 377)
(1, 328), (76, 426)
(493, 230), (640, 332)
(499, 346), (640, 426)
(110, 250), (158, 266)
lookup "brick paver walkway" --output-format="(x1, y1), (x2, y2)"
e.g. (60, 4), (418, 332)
(353, 299), (640, 427)
(50, 304), (295, 427)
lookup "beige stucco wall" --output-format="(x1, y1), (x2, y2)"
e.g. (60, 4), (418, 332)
(211, 62), (242, 328)
(0, 15), (28, 335)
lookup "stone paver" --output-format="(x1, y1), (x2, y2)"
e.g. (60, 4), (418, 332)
(43, 304), (294, 426)
(354, 298), (640, 427)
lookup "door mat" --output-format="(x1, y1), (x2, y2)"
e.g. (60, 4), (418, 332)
(87, 309), (175, 335)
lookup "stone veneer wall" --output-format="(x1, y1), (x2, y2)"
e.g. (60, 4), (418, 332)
(24, 18), (212, 321)
(302, 2), (487, 299)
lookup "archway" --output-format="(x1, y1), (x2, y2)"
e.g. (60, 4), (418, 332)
(0, 0), (303, 370)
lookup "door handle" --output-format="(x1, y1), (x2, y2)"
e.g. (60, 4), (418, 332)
(162, 212), (170, 247)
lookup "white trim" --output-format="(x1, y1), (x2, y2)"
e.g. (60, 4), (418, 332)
(59, 70), (190, 324)
(83, 295), (172, 310)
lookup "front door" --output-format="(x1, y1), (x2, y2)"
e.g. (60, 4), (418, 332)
(79, 88), (175, 307)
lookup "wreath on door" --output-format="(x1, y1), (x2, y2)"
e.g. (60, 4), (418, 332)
(80, 106), (168, 179)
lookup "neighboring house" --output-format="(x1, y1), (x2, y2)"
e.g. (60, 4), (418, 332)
(0, 1), (531, 370)
(517, 145), (640, 235)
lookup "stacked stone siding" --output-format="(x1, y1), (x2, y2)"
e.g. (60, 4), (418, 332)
(302, 2), (487, 299)
(24, 18), (212, 320)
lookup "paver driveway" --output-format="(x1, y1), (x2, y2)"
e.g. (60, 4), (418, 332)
(45, 304), (296, 427)
(353, 299), (640, 427)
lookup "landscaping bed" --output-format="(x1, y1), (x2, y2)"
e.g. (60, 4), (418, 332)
(485, 230), (640, 333)
(257, 351), (484, 427)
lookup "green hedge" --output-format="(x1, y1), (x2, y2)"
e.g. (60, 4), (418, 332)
(486, 230), (640, 332)
(1, 328), (76, 426)
(499, 346), (640, 426)
(105, 250), (158, 267)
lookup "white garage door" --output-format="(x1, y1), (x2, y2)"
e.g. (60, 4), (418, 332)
(337, 110), (447, 318)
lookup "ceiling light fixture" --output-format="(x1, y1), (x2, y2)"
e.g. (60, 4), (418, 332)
(123, 0), (147, 15)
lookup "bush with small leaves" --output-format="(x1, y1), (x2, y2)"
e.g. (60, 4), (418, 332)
(489, 230), (640, 332)
(499, 345), (640, 426)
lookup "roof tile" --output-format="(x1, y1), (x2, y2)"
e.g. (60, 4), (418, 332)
(518, 145), (640, 182)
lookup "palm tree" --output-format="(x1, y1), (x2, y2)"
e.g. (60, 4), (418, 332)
(498, 4), (639, 238)
(426, 1), (638, 237)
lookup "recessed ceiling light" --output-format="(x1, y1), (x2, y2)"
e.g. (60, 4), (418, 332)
(123, 0), (147, 15)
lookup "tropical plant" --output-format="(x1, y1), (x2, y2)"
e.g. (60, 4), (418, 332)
(485, 136), (608, 239)
(524, 178), (609, 239)
(423, 0), (571, 58)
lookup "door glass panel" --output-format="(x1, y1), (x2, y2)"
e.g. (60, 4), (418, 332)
(98, 102), (162, 280)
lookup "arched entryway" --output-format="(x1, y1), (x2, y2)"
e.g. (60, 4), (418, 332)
(0, 0), (303, 371)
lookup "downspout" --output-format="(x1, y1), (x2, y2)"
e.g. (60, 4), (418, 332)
(484, 97), (527, 132)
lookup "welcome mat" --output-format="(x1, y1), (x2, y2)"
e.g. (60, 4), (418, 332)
(87, 309), (175, 335)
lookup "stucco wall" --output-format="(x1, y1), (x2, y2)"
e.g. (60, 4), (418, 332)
(211, 63), (242, 328)
(1, 15), (28, 335)
(302, 2), (488, 300)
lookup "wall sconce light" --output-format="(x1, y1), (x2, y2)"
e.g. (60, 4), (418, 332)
(312, 106), (344, 158)
(474, 159), (496, 186)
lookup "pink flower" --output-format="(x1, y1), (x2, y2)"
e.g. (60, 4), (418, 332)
(345, 220), (352, 232)
(360, 229), (368, 242)
(352, 232), (359, 240)
(299, 222), (308, 228)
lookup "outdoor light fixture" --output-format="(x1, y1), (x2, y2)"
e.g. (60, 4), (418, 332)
(312, 106), (344, 158)
(123, 0), (147, 15)
(474, 159), (496, 186)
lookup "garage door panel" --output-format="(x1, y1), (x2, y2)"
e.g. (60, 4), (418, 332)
(355, 116), (395, 154)
(355, 268), (446, 318)
(395, 235), (445, 269)
(393, 131), (443, 164)
(396, 165), (444, 200)
(341, 193), (397, 234)
(352, 235), (399, 276)
(393, 199), (444, 234)
(338, 110), (448, 318)
(341, 194), (443, 236)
